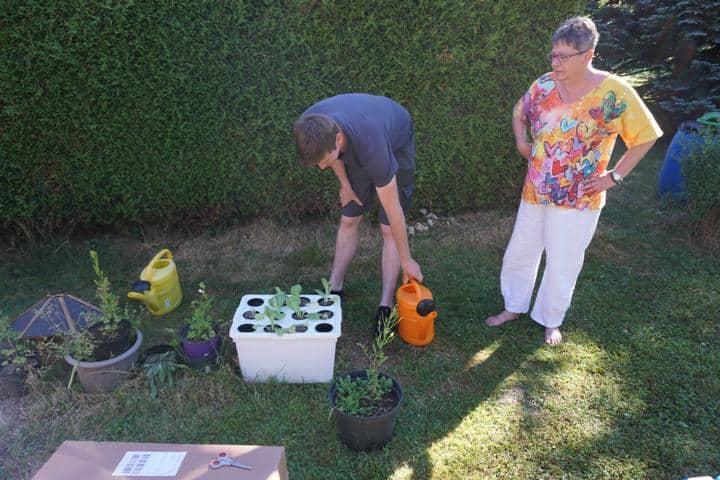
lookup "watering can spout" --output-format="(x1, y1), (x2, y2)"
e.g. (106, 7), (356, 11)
(127, 249), (182, 316)
(127, 291), (161, 313)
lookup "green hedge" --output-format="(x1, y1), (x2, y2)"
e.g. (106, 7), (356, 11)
(683, 127), (720, 231)
(1, 1), (584, 234)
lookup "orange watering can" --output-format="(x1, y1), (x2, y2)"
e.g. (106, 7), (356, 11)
(127, 249), (182, 315)
(396, 278), (437, 346)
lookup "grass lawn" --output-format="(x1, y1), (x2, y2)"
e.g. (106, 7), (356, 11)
(1, 143), (718, 479)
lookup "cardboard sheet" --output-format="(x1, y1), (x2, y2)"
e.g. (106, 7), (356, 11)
(31, 441), (288, 480)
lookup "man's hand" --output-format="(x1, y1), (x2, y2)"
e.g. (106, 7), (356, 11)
(402, 258), (423, 284)
(516, 141), (532, 160)
(582, 172), (616, 197)
(339, 184), (363, 208)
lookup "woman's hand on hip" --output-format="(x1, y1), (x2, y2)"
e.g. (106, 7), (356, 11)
(582, 172), (616, 197)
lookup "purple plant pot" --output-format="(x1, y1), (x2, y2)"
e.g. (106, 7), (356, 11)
(179, 324), (221, 359)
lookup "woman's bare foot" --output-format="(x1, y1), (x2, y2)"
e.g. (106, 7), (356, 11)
(544, 327), (562, 345)
(485, 310), (519, 327)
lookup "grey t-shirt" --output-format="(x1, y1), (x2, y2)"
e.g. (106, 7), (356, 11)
(302, 93), (414, 187)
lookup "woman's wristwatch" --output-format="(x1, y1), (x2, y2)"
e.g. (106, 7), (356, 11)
(609, 170), (624, 184)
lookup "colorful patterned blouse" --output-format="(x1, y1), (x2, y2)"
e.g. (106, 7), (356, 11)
(515, 73), (663, 210)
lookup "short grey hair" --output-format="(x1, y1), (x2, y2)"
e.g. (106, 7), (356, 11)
(551, 16), (599, 52)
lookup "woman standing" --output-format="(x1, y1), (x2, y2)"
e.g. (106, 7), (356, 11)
(486, 16), (663, 345)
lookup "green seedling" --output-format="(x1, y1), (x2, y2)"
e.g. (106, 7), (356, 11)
(286, 284), (319, 320)
(315, 278), (337, 305)
(255, 288), (287, 332)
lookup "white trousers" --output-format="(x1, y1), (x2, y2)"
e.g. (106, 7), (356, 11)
(501, 201), (601, 329)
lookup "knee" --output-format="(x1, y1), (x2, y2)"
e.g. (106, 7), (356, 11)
(339, 215), (362, 230)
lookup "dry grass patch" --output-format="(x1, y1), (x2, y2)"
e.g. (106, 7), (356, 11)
(427, 210), (515, 250)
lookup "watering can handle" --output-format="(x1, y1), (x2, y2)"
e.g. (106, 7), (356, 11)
(697, 111), (720, 126)
(145, 249), (173, 283)
(404, 277), (423, 304)
(150, 249), (173, 264)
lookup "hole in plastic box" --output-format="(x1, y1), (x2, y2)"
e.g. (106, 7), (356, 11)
(315, 323), (333, 333)
(300, 296), (310, 307)
(263, 324), (283, 333)
(318, 310), (334, 319)
(248, 298), (264, 307)
(319, 298), (334, 307)
(243, 310), (259, 320)
(292, 312), (309, 320)
(293, 325), (308, 333)
(237, 324), (255, 333)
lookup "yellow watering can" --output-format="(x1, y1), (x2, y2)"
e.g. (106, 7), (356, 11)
(127, 249), (182, 315)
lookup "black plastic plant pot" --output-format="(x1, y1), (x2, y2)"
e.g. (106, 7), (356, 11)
(327, 369), (404, 452)
(0, 364), (28, 398)
(0, 353), (39, 399)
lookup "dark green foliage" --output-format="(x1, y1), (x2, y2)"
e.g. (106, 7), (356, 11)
(588, 0), (720, 128)
(683, 127), (720, 232)
(1, 1), (583, 235)
(143, 350), (186, 398)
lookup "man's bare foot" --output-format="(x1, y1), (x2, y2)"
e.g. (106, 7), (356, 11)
(544, 327), (562, 345)
(485, 310), (519, 327)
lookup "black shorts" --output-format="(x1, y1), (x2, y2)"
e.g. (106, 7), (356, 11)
(341, 169), (415, 225)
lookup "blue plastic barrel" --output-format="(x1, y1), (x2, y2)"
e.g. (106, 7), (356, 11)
(658, 121), (705, 199)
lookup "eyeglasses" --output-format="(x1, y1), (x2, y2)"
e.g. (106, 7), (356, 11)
(547, 49), (590, 64)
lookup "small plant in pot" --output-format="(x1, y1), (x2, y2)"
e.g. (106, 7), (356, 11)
(63, 251), (143, 393)
(328, 306), (403, 452)
(179, 282), (221, 360)
(0, 313), (40, 398)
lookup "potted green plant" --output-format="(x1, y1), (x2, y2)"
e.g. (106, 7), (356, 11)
(0, 313), (40, 398)
(327, 306), (403, 451)
(178, 282), (221, 360)
(63, 250), (143, 393)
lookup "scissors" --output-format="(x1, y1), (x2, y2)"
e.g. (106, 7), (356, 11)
(209, 452), (252, 470)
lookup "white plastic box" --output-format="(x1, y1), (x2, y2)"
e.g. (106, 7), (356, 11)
(229, 294), (342, 383)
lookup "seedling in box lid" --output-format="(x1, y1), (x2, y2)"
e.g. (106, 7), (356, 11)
(253, 289), (286, 334)
(315, 278), (339, 307)
(286, 285), (320, 321)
